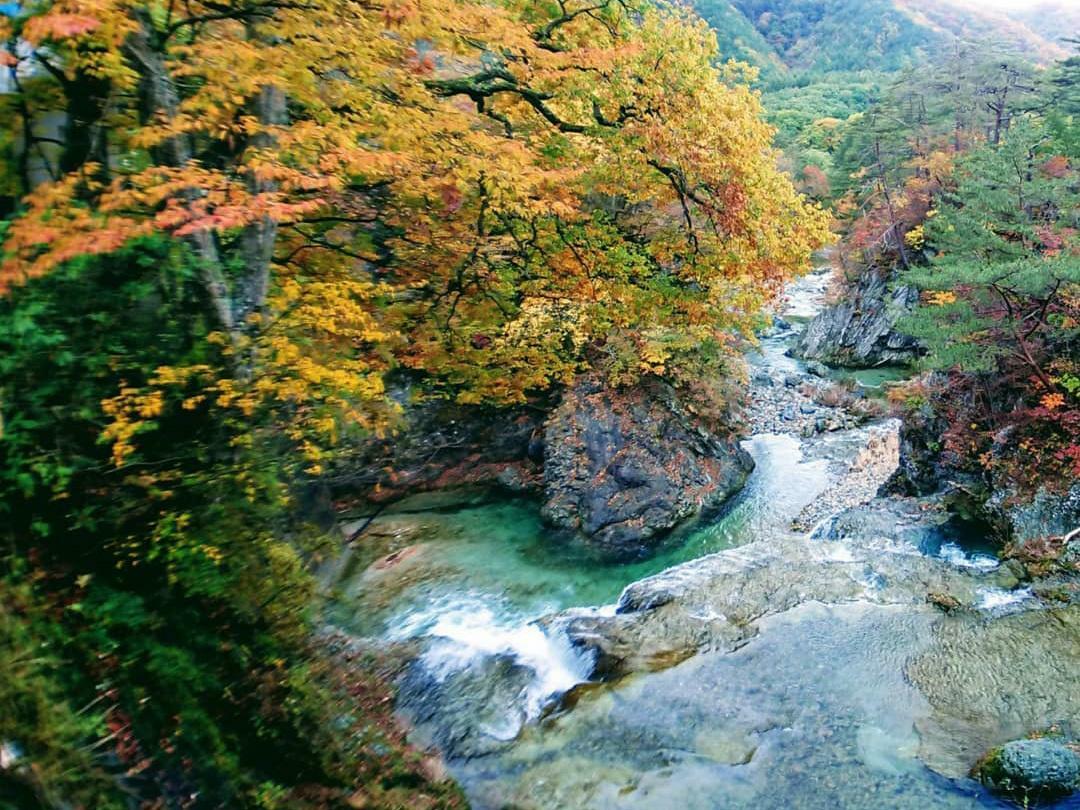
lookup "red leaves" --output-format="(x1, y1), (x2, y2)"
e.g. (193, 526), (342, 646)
(800, 165), (830, 199)
(405, 47), (436, 75)
(1041, 155), (1071, 179)
(439, 183), (464, 213)
(381, 0), (416, 28)
(22, 13), (101, 43)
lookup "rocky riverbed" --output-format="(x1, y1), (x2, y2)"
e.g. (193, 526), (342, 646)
(329, 263), (1080, 810)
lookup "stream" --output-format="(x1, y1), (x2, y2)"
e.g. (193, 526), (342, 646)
(330, 267), (1080, 809)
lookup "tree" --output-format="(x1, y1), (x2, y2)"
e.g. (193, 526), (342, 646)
(1, 0), (828, 441)
(902, 118), (1080, 483)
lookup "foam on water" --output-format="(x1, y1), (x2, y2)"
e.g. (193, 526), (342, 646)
(782, 267), (833, 320)
(390, 593), (594, 720)
(976, 586), (1035, 614)
(937, 541), (999, 571)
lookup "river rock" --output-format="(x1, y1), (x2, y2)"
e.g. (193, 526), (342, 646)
(794, 269), (920, 367)
(975, 739), (1080, 801)
(811, 494), (951, 553)
(396, 652), (533, 759)
(338, 385), (545, 508)
(558, 525), (997, 681)
(908, 606), (1080, 779)
(541, 375), (753, 559)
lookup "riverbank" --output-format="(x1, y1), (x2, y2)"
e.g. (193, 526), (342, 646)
(327, 263), (1080, 810)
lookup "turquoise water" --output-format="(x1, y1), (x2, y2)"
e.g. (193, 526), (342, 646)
(334, 433), (831, 639)
(829, 364), (911, 390)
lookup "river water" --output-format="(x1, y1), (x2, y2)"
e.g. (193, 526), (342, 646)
(331, 267), (1079, 809)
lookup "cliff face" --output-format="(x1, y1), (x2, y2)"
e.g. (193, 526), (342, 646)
(887, 388), (1080, 554)
(339, 375), (753, 561)
(794, 269), (921, 368)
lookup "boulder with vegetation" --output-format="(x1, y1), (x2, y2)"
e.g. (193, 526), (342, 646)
(974, 739), (1080, 802)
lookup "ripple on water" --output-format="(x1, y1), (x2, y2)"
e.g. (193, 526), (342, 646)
(338, 432), (832, 650)
(452, 602), (1017, 809)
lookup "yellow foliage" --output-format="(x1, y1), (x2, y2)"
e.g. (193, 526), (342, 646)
(904, 225), (925, 249)
(2, 0), (830, 467)
(926, 290), (958, 306)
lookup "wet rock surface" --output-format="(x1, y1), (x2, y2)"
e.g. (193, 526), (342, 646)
(793, 422), (900, 531)
(452, 603), (999, 810)
(974, 738), (1080, 802)
(794, 268), (921, 367)
(988, 483), (1080, 548)
(556, 520), (1010, 681)
(908, 606), (1080, 780)
(542, 375), (754, 559)
(397, 653), (534, 759)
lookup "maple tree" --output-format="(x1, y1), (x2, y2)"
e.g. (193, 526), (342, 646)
(1, 0), (827, 450)
(0, 1), (828, 806)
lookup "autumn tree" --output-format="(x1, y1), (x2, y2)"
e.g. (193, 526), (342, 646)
(1, 0), (827, 450)
(0, 1), (827, 806)
(902, 118), (1080, 482)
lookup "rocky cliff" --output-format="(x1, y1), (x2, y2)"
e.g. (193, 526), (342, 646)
(338, 374), (753, 560)
(887, 384), (1080, 554)
(794, 269), (921, 367)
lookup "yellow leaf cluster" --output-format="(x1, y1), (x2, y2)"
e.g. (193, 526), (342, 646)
(4, 0), (830, 464)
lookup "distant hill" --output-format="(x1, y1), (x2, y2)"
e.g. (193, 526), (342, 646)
(1005, 3), (1080, 50)
(894, 0), (1069, 63)
(691, 0), (1074, 86)
(690, 1), (790, 84)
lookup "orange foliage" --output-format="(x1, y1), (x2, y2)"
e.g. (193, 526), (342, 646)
(1, 0), (829, 462)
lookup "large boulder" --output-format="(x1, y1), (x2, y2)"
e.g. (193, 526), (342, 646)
(396, 652), (535, 759)
(975, 739), (1080, 802)
(541, 375), (753, 559)
(794, 269), (920, 368)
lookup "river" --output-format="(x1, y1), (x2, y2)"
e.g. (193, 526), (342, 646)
(329, 266), (1080, 809)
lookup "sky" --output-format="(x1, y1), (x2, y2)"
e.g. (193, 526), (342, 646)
(957, 0), (1066, 9)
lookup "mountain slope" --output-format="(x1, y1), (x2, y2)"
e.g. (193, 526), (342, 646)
(1006, 3), (1080, 50)
(693, 0), (1072, 86)
(691, 1), (789, 84)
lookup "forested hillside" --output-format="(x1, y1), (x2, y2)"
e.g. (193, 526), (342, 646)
(695, 0), (1068, 85)
(792, 25), (1079, 513)
(1, 0), (1078, 808)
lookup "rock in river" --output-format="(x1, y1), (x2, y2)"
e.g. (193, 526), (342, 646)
(974, 738), (1080, 802)
(794, 268), (920, 367)
(541, 375), (753, 559)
